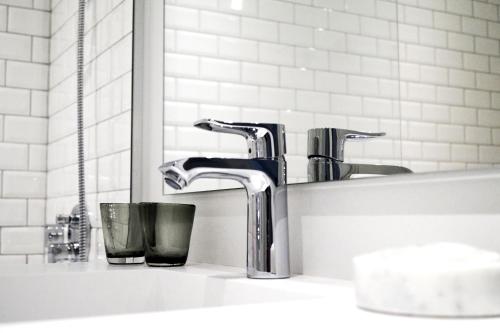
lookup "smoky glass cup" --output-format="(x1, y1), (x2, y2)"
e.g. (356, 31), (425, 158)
(100, 203), (145, 264)
(139, 203), (196, 267)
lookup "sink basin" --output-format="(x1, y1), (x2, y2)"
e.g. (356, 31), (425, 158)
(0, 262), (316, 323)
(2, 262), (500, 333)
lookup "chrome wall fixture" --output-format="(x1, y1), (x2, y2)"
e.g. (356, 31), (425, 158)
(45, 205), (91, 263)
(160, 119), (290, 279)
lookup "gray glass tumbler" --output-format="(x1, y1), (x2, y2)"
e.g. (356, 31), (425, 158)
(139, 203), (195, 267)
(100, 203), (145, 264)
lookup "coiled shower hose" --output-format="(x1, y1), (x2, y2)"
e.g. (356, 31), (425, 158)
(77, 0), (89, 261)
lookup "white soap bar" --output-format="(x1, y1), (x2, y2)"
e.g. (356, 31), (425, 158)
(353, 243), (500, 317)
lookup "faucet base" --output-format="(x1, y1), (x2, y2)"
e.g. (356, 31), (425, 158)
(247, 273), (291, 279)
(107, 256), (145, 264)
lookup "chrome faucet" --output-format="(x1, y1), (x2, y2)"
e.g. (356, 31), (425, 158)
(307, 128), (412, 182)
(159, 119), (290, 279)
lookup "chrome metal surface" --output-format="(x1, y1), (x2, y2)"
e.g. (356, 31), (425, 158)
(76, 0), (90, 261)
(307, 127), (412, 182)
(45, 205), (91, 263)
(308, 157), (412, 182)
(46, 243), (78, 263)
(194, 119), (286, 158)
(307, 127), (385, 162)
(160, 120), (290, 279)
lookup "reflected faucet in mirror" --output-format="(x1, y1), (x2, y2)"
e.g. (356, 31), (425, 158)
(307, 128), (412, 182)
(159, 119), (290, 279)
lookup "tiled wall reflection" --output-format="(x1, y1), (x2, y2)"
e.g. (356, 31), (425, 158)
(398, 0), (500, 172)
(163, 0), (500, 194)
(162, 0), (403, 193)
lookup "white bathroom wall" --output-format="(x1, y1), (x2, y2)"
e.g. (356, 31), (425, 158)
(46, 0), (133, 261)
(1, 0), (498, 266)
(162, 0), (402, 192)
(166, 169), (500, 280)
(0, 0), (133, 264)
(0, 0), (50, 264)
(398, 0), (500, 172)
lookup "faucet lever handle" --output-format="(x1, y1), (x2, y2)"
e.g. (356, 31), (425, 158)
(193, 119), (286, 158)
(338, 129), (385, 140)
(307, 127), (385, 162)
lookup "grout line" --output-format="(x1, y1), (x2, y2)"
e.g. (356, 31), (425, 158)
(28, 89), (33, 117)
(27, 143), (30, 171)
(25, 198), (29, 226)
(2, 116), (5, 141)
(0, 59), (49, 71)
(46, 188), (131, 200)
(30, 35), (33, 62)
(4, 4), (8, 33)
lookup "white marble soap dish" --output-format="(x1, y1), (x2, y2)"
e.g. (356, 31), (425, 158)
(353, 243), (500, 318)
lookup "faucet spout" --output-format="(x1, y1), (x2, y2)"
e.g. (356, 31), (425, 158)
(308, 158), (412, 182)
(159, 157), (290, 279)
(160, 157), (284, 193)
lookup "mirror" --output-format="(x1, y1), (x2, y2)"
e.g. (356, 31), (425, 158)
(162, 0), (500, 193)
(397, 1), (500, 173)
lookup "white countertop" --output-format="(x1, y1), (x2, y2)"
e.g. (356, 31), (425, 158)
(1, 262), (499, 332)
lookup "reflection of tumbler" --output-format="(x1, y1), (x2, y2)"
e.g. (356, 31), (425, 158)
(139, 203), (196, 267)
(100, 203), (144, 264)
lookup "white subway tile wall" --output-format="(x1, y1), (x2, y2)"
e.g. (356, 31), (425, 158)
(0, 1), (50, 263)
(398, 0), (500, 172)
(163, 0), (401, 192)
(164, 0), (500, 189)
(45, 0), (133, 260)
(0, 0), (132, 263)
